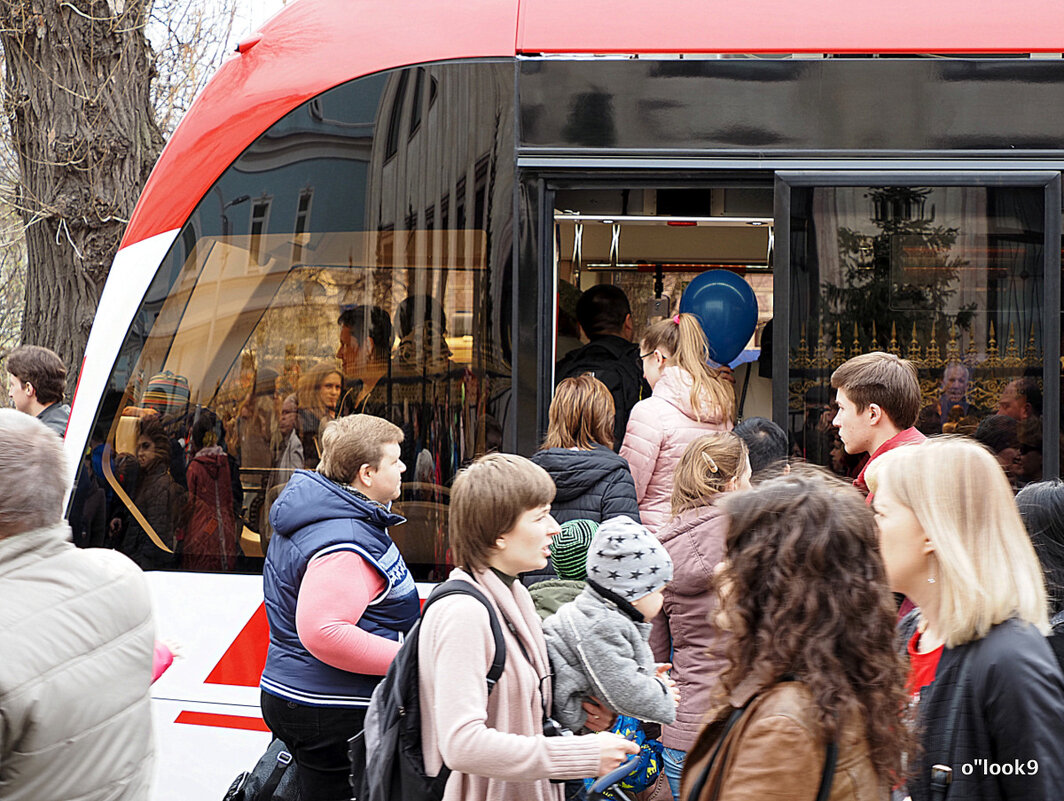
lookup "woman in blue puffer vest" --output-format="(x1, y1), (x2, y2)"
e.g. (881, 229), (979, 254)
(260, 414), (420, 800)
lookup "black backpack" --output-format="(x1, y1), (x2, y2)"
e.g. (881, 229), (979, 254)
(223, 738), (301, 801)
(350, 580), (506, 801)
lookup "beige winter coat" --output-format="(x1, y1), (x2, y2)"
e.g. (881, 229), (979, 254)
(0, 524), (155, 801)
(418, 567), (601, 800)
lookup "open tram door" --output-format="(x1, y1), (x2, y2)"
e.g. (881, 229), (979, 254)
(545, 171), (1062, 484)
(774, 171), (1060, 481)
(546, 182), (777, 442)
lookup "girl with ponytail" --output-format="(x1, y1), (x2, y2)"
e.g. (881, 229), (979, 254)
(619, 312), (735, 532)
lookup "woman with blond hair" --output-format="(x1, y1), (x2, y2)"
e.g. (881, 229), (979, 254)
(683, 468), (909, 801)
(620, 312), (734, 532)
(650, 432), (750, 797)
(296, 359), (344, 469)
(868, 437), (1064, 801)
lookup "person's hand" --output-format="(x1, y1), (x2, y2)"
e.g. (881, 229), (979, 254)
(593, 731), (640, 776)
(582, 696), (616, 732)
(656, 663), (680, 706)
(715, 366), (735, 385)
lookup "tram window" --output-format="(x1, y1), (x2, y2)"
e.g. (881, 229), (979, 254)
(787, 184), (1048, 489)
(72, 61), (516, 579)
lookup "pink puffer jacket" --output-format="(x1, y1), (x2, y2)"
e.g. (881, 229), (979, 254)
(619, 367), (731, 532)
(650, 503), (730, 751)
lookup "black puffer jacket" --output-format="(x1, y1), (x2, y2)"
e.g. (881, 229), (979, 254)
(532, 445), (641, 525)
(523, 445), (640, 585)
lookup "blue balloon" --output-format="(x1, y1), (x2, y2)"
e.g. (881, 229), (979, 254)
(678, 270), (759, 366)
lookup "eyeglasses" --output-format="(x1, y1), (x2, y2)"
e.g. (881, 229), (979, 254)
(639, 351), (657, 360)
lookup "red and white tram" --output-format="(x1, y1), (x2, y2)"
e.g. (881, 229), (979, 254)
(63, 0), (1064, 795)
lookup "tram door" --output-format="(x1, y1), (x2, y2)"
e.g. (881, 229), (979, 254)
(774, 172), (1061, 483)
(550, 185), (776, 442)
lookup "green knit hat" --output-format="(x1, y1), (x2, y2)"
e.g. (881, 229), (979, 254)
(550, 519), (598, 580)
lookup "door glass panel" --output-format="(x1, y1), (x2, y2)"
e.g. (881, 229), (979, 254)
(787, 184), (1046, 488)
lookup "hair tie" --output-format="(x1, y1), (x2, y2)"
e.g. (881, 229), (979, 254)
(702, 452), (719, 473)
(673, 314), (681, 325)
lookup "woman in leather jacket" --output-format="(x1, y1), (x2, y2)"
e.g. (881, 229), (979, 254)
(682, 468), (910, 801)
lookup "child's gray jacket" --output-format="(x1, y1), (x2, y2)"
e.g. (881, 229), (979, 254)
(543, 583), (676, 731)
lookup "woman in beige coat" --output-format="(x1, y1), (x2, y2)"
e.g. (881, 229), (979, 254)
(418, 453), (638, 800)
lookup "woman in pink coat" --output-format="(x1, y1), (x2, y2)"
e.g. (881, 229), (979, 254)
(620, 313), (735, 532)
(650, 431), (751, 798)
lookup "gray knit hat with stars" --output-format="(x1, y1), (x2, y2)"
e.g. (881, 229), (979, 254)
(585, 515), (673, 601)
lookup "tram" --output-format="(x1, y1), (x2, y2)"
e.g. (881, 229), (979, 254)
(62, 0), (1064, 796)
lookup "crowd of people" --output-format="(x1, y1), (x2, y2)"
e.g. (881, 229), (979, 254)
(5, 289), (1064, 801)
(252, 293), (1064, 801)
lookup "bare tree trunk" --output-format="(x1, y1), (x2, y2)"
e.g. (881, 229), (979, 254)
(0, 0), (164, 396)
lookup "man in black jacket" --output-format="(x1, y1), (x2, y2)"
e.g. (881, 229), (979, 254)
(555, 284), (649, 451)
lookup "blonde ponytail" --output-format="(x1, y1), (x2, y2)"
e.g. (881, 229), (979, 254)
(642, 313), (735, 423)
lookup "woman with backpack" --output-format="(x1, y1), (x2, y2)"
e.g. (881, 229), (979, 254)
(620, 313), (734, 533)
(417, 453), (639, 800)
(869, 437), (1064, 801)
(683, 469), (910, 801)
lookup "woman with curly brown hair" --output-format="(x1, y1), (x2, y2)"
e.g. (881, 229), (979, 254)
(681, 468), (910, 801)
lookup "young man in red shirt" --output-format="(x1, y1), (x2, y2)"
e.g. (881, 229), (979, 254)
(831, 351), (926, 497)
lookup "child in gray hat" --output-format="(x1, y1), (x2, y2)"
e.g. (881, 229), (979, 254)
(543, 515), (679, 732)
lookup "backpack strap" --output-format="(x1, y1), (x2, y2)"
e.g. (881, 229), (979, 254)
(422, 580), (506, 692)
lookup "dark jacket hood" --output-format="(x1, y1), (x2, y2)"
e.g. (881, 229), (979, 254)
(269, 469), (404, 536)
(531, 445), (629, 503)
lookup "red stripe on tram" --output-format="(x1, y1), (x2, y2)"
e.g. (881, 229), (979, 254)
(175, 711), (271, 732)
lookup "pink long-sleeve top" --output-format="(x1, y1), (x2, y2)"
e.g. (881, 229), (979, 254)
(295, 551), (402, 675)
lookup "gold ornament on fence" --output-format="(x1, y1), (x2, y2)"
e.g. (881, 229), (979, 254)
(789, 316), (1045, 412)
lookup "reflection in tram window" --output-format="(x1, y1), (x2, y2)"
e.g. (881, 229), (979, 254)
(77, 62), (516, 579)
(788, 184), (1048, 484)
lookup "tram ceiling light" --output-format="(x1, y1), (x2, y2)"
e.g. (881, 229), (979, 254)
(553, 214), (774, 227)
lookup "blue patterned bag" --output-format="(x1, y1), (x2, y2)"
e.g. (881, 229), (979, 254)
(583, 715), (663, 799)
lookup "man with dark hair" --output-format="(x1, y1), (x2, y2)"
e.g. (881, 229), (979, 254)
(555, 284), (648, 451)
(974, 414), (1020, 478)
(734, 417), (788, 480)
(336, 305), (393, 417)
(5, 344), (70, 436)
(830, 351), (926, 496)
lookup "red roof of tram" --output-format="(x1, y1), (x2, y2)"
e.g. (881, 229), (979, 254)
(121, 0), (1064, 248)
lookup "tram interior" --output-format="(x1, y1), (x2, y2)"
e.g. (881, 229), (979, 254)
(552, 187), (775, 421)
(553, 182), (1050, 489)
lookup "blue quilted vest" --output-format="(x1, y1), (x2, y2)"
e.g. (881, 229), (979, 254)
(261, 470), (420, 707)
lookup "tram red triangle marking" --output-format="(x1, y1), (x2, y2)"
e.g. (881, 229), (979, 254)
(205, 602), (269, 687)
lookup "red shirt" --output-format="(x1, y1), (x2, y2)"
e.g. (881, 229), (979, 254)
(907, 628), (943, 698)
(854, 426), (927, 496)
